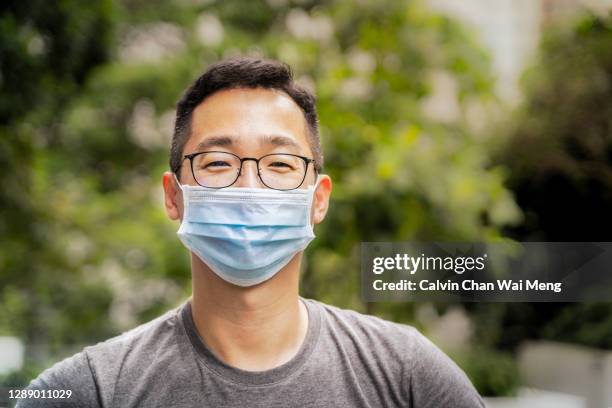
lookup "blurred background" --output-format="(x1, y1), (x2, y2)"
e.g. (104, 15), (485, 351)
(1, 0), (612, 406)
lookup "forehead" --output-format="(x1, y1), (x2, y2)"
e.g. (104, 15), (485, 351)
(184, 87), (310, 155)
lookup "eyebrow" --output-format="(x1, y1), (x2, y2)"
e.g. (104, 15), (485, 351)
(195, 135), (235, 151)
(193, 134), (302, 152)
(260, 134), (301, 150)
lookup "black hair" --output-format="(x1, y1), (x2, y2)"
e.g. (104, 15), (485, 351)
(170, 56), (322, 176)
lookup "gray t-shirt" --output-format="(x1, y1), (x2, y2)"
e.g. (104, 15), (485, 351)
(17, 298), (484, 407)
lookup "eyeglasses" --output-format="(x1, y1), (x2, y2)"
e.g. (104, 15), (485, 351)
(181, 151), (316, 191)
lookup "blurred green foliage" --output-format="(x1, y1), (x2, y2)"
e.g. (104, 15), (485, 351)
(469, 12), (612, 353)
(502, 12), (612, 242)
(449, 347), (521, 397)
(0, 0), (118, 349)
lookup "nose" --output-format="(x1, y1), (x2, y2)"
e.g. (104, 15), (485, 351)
(233, 159), (265, 188)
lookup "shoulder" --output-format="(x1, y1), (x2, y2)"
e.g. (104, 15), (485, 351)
(17, 350), (97, 408)
(82, 301), (184, 365)
(18, 302), (186, 407)
(78, 302), (186, 400)
(305, 297), (423, 358)
(305, 298), (484, 408)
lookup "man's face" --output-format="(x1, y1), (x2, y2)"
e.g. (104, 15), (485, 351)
(163, 87), (331, 224)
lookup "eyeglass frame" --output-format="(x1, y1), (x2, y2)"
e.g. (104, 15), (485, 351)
(180, 150), (318, 191)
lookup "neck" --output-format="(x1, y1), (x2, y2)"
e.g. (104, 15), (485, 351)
(190, 253), (308, 371)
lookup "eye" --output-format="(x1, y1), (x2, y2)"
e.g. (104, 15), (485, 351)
(202, 160), (232, 169)
(266, 160), (299, 172)
(198, 160), (233, 173)
(269, 161), (292, 168)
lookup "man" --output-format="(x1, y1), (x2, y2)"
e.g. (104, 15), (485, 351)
(19, 57), (484, 407)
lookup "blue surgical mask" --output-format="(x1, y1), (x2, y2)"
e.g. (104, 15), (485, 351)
(174, 175), (319, 287)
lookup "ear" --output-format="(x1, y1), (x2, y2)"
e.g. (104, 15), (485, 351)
(312, 174), (332, 225)
(162, 171), (182, 221)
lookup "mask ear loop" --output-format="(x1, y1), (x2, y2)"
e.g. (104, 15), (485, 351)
(173, 173), (190, 217)
(173, 173), (184, 191)
(307, 174), (322, 227)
